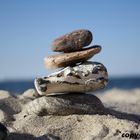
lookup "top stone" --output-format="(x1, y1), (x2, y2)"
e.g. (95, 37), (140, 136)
(52, 29), (93, 52)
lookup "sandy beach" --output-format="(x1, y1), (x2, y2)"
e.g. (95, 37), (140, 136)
(0, 88), (140, 140)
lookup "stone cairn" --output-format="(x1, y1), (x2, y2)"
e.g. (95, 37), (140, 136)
(34, 29), (109, 115)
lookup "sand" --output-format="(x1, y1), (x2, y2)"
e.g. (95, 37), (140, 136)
(0, 88), (140, 140)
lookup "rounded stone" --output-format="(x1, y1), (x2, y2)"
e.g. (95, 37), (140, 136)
(20, 93), (105, 116)
(22, 89), (39, 98)
(52, 29), (93, 52)
(44, 45), (101, 69)
(35, 61), (108, 96)
(0, 90), (11, 99)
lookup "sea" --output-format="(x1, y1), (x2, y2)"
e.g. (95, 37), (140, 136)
(0, 77), (140, 94)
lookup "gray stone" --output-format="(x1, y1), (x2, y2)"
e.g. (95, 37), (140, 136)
(17, 93), (105, 117)
(12, 114), (140, 140)
(3, 89), (140, 140)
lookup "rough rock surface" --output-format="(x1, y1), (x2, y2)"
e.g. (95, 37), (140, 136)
(0, 89), (140, 140)
(44, 46), (101, 69)
(52, 29), (92, 52)
(0, 96), (21, 114)
(11, 114), (140, 140)
(15, 93), (105, 118)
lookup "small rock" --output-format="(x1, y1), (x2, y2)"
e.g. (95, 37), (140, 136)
(44, 45), (101, 69)
(22, 89), (38, 98)
(0, 96), (22, 116)
(35, 61), (108, 96)
(0, 90), (11, 99)
(0, 110), (5, 122)
(18, 93), (105, 116)
(52, 29), (92, 52)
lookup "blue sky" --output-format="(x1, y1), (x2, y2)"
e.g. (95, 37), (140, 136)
(0, 0), (140, 80)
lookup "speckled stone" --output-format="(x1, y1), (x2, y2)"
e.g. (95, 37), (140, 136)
(52, 29), (93, 52)
(35, 61), (108, 96)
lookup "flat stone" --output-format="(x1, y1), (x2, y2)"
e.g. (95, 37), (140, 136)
(44, 45), (101, 69)
(52, 29), (92, 52)
(17, 93), (105, 117)
(35, 61), (108, 96)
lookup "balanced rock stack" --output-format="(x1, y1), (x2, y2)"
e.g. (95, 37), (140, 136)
(35, 29), (108, 96)
(34, 29), (108, 115)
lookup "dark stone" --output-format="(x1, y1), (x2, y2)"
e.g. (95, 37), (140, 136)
(0, 123), (9, 140)
(52, 29), (93, 52)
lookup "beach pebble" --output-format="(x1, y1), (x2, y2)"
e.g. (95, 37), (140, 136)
(44, 45), (101, 69)
(35, 61), (108, 96)
(0, 90), (11, 99)
(22, 89), (39, 99)
(52, 29), (92, 52)
(17, 93), (105, 116)
(4, 90), (140, 140)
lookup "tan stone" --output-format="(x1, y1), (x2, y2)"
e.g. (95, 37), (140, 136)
(0, 90), (11, 99)
(44, 45), (101, 69)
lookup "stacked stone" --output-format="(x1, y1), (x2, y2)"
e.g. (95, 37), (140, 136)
(34, 29), (108, 96)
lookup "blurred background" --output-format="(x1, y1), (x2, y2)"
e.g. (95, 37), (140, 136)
(0, 0), (140, 93)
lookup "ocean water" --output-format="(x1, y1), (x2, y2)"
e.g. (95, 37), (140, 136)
(0, 77), (140, 94)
